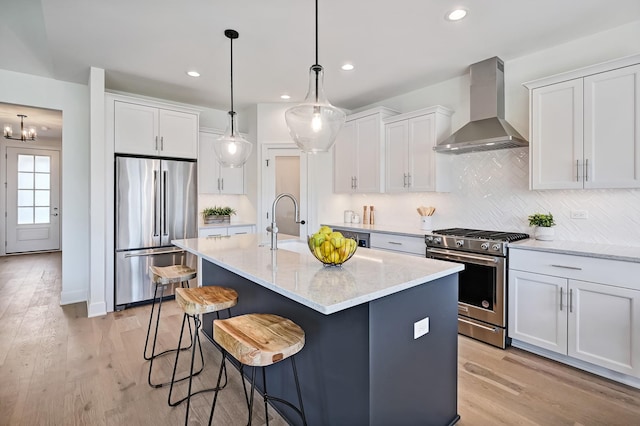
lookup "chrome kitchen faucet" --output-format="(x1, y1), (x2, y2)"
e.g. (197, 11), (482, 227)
(266, 193), (305, 250)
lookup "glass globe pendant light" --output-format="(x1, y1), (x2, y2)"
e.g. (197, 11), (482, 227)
(285, 0), (345, 153)
(213, 29), (253, 168)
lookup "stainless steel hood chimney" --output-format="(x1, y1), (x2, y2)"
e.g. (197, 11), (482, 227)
(434, 57), (528, 154)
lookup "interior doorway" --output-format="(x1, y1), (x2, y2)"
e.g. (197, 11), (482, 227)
(1, 102), (63, 255)
(261, 145), (308, 238)
(6, 147), (60, 253)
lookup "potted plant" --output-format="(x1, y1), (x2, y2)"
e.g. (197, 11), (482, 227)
(202, 206), (236, 224)
(528, 212), (556, 241)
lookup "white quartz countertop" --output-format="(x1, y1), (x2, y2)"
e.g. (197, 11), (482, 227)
(323, 222), (429, 238)
(172, 233), (463, 315)
(199, 222), (256, 229)
(509, 239), (640, 263)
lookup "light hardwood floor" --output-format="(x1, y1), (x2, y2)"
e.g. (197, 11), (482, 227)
(1, 252), (639, 425)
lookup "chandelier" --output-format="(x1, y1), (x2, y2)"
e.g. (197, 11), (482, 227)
(4, 114), (37, 141)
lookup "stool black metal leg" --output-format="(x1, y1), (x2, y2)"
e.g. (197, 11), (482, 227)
(248, 366), (257, 426)
(262, 367), (269, 426)
(291, 356), (308, 426)
(182, 314), (201, 426)
(144, 283), (162, 361)
(207, 349), (228, 426)
(168, 314), (206, 404)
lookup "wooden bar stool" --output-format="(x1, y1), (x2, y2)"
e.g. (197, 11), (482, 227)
(208, 313), (307, 426)
(168, 286), (238, 425)
(145, 264), (197, 388)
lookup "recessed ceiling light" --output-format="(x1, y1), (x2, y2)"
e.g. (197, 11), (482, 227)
(280, 94), (291, 100)
(341, 63), (354, 71)
(445, 8), (467, 21)
(186, 71), (200, 77)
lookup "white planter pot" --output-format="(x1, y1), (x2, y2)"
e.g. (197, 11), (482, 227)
(535, 226), (555, 241)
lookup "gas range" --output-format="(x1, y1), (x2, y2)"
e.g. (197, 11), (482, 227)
(425, 228), (529, 256)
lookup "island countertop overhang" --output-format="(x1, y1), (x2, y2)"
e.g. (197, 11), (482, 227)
(172, 234), (463, 315)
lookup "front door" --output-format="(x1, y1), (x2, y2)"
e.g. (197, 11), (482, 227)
(6, 147), (60, 253)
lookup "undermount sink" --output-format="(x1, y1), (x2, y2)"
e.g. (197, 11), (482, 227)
(259, 239), (309, 254)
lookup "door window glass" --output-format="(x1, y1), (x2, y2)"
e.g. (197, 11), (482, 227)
(16, 154), (51, 224)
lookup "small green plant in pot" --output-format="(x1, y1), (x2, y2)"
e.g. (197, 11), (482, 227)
(528, 212), (556, 241)
(202, 206), (236, 224)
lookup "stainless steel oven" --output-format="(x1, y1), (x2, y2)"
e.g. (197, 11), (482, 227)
(426, 228), (529, 348)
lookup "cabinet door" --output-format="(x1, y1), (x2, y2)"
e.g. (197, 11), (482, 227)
(508, 270), (568, 354)
(198, 131), (222, 194)
(333, 120), (356, 193)
(408, 114), (436, 192)
(219, 167), (245, 194)
(568, 279), (640, 377)
(114, 101), (158, 156)
(531, 79), (584, 189)
(355, 114), (382, 193)
(159, 109), (198, 159)
(385, 120), (409, 193)
(584, 64), (640, 189)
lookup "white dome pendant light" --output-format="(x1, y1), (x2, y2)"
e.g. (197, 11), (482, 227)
(285, 0), (345, 153)
(213, 29), (253, 168)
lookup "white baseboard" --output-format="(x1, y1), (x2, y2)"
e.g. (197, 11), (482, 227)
(87, 301), (107, 318)
(60, 289), (87, 305)
(511, 339), (640, 389)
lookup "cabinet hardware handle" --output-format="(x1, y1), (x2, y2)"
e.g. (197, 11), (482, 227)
(584, 158), (588, 182)
(407, 173), (411, 187)
(576, 159), (579, 182)
(155, 136), (158, 151)
(221, 178), (224, 191)
(458, 317), (499, 333)
(569, 289), (573, 313)
(550, 264), (582, 270)
(560, 287), (564, 311)
(125, 249), (185, 258)
(388, 241), (402, 245)
(403, 173), (407, 187)
(233, 232), (247, 235)
(217, 178), (220, 191)
(354, 176), (358, 189)
(160, 136), (164, 150)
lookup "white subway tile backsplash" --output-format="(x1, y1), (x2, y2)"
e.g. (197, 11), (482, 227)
(348, 148), (640, 246)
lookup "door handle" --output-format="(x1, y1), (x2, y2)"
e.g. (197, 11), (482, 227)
(162, 171), (168, 236)
(153, 170), (159, 237)
(560, 287), (564, 311)
(584, 158), (589, 182)
(160, 136), (164, 151)
(51, 213), (59, 216)
(576, 159), (579, 182)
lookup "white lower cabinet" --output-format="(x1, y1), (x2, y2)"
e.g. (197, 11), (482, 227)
(369, 232), (425, 257)
(509, 249), (640, 379)
(198, 225), (255, 238)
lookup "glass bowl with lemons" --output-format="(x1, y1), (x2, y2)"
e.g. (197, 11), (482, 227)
(308, 226), (358, 266)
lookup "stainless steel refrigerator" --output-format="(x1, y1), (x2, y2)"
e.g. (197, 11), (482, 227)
(115, 156), (197, 309)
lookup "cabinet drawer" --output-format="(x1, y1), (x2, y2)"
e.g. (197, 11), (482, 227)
(509, 248), (640, 290)
(198, 227), (227, 238)
(370, 233), (425, 256)
(228, 225), (255, 235)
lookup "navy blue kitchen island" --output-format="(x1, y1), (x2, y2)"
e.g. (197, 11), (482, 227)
(173, 235), (463, 426)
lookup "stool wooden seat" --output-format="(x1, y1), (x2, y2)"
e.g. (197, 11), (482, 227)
(145, 264), (197, 388)
(214, 313), (305, 366)
(149, 265), (197, 286)
(175, 286), (238, 315)
(208, 314), (307, 426)
(169, 286), (238, 426)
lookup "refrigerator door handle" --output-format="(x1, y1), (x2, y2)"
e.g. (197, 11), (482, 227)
(153, 170), (159, 237)
(124, 248), (186, 258)
(162, 170), (168, 238)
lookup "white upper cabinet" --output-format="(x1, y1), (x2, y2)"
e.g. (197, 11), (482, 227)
(384, 106), (453, 193)
(111, 95), (199, 159)
(198, 129), (245, 195)
(333, 107), (399, 193)
(525, 55), (640, 190)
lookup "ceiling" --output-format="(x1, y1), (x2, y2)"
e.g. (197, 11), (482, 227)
(1, 0), (639, 120)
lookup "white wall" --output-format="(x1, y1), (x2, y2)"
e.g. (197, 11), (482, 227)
(0, 69), (90, 303)
(333, 20), (640, 245)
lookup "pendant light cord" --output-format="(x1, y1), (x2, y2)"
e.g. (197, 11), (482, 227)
(230, 35), (234, 114)
(314, 0), (319, 103)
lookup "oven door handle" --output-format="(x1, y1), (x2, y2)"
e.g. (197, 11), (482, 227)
(458, 317), (499, 333)
(427, 248), (499, 265)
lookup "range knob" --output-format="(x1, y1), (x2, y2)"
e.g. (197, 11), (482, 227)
(455, 240), (464, 247)
(492, 244), (501, 251)
(480, 243), (489, 250)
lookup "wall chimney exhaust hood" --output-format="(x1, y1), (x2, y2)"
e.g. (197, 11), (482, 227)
(434, 57), (528, 154)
